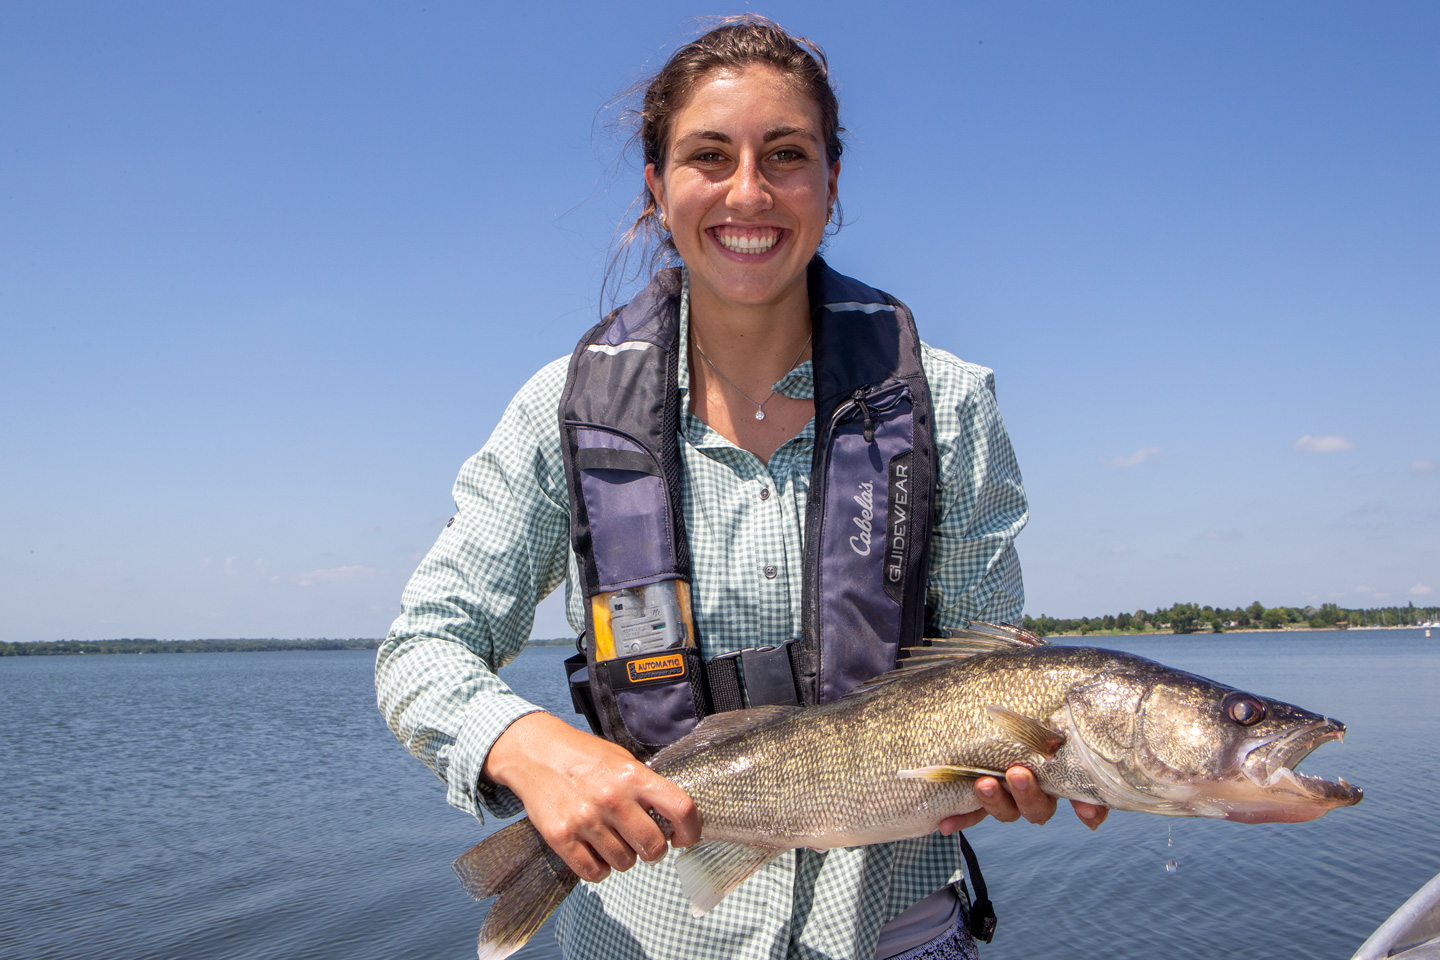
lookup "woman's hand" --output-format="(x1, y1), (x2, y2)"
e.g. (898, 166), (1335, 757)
(482, 712), (702, 883)
(936, 765), (1108, 834)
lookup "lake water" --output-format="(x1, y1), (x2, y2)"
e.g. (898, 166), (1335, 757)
(0, 630), (1434, 960)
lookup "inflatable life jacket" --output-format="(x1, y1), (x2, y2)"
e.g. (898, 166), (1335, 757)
(560, 257), (937, 761)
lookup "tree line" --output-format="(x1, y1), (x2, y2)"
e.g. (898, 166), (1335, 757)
(1022, 601), (1438, 637)
(0, 637), (383, 656)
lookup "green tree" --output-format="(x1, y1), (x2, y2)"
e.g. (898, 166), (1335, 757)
(1169, 602), (1202, 634)
(1262, 607), (1287, 630)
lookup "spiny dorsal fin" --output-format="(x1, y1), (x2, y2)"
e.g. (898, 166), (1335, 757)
(985, 705), (1066, 758)
(897, 764), (1007, 782)
(852, 621), (1048, 694)
(648, 705), (795, 770)
(674, 840), (785, 916)
(912, 621), (1048, 655)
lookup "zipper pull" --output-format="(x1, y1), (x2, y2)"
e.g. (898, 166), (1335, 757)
(853, 386), (875, 443)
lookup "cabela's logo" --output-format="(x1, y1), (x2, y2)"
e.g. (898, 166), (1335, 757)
(849, 481), (875, 556)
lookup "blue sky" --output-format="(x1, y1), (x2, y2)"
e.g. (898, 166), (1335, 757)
(2, 2), (1436, 642)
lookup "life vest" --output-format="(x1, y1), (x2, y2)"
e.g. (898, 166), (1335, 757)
(560, 257), (937, 760)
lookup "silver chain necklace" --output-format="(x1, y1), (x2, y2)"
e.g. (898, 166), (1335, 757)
(692, 332), (812, 421)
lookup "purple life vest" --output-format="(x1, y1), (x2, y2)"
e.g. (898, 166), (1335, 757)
(560, 257), (937, 759)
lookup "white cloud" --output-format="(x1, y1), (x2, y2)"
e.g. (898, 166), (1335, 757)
(1411, 460), (1437, 475)
(1410, 584), (1433, 597)
(1107, 447), (1161, 468)
(1295, 434), (1354, 453)
(294, 564), (378, 587)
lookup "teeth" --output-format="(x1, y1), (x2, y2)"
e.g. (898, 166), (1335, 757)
(716, 229), (779, 254)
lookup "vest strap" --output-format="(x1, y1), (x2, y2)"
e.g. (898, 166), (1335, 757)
(705, 640), (801, 710)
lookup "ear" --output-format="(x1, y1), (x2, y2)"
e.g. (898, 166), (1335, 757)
(644, 163), (667, 221)
(826, 160), (840, 210)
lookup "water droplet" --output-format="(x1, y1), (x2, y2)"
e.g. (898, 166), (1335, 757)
(1165, 860), (1179, 874)
(1167, 825), (1173, 848)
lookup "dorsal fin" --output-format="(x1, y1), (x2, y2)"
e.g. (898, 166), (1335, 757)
(849, 621), (1048, 695)
(648, 705), (795, 769)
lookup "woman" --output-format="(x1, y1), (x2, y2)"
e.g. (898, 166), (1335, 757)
(377, 16), (1105, 960)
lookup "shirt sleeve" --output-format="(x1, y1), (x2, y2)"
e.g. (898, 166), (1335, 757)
(920, 345), (1029, 628)
(374, 357), (573, 822)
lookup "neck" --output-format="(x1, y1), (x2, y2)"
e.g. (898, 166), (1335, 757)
(686, 276), (812, 390)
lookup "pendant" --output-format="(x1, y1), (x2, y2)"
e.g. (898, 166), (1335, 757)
(754, 409), (766, 421)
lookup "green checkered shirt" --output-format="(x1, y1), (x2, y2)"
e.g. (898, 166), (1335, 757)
(376, 281), (1027, 960)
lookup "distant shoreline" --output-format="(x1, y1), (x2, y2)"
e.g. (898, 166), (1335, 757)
(0, 636), (581, 657)
(3, 626), (1429, 657)
(1046, 623), (1429, 638)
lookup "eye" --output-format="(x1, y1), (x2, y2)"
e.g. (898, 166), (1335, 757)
(1223, 692), (1266, 726)
(770, 147), (806, 162)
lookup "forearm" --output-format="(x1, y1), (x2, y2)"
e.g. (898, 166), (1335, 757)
(376, 630), (545, 820)
(376, 359), (574, 819)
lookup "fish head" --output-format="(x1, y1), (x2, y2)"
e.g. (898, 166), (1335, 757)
(1064, 664), (1362, 822)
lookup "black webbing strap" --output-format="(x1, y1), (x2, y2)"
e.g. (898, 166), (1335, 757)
(703, 640), (800, 713)
(958, 831), (997, 943)
(703, 656), (745, 714)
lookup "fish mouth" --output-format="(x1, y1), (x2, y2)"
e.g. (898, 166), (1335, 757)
(1240, 718), (1363, 809)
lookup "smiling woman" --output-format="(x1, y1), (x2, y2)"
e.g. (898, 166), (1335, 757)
(644, 62), (837, 462)
(375, 15), (1076, 960)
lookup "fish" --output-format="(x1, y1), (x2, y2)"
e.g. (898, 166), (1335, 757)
(452, 622), (1362, 959)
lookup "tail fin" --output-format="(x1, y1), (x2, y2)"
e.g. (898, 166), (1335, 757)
(452, 818), (579, 960)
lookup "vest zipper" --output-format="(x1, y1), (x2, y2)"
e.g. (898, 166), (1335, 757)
(828, 383), (910, 444)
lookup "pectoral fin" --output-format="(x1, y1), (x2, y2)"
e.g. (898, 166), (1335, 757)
(985, 705), (1066, 758)
(674, 840), (785, 917)
(897, 764), (1006, 782)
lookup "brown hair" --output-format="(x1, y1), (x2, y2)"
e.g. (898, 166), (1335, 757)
(606, 15), (845, 301)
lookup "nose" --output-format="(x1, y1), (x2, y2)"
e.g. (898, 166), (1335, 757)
(726, 153), (773, 216)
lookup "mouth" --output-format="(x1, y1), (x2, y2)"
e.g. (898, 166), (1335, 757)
(712, 225), (783, 256)
(1241, 719), (1363, 807)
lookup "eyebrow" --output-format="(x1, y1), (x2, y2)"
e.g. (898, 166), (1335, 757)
(672, 126), (820, 149)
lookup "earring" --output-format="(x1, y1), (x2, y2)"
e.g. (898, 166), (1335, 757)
(826, 208), (833, 225)
(659, 212), (669, 231)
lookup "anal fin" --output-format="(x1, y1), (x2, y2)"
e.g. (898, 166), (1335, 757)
(674, 840), (784, 917)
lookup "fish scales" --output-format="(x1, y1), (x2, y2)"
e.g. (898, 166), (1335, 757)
(655, 646), (1131, 847)
(454, 624), (1362, 960)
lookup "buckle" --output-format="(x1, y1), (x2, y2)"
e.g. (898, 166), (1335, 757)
(711, 639), (798, 707)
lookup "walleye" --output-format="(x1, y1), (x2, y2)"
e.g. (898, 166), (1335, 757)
(454, 623), (1362, 959)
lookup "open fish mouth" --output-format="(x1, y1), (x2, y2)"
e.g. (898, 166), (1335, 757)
(1242, 719), (1363, 805)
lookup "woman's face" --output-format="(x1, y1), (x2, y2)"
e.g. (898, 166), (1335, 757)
(645, 64), (839, 316)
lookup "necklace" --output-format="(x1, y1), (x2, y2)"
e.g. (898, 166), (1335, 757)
(692, 331), (813, 422)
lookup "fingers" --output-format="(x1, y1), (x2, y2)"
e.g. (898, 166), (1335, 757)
(1071, 800), (1109, 830)
(1005, 766), (1058, 824)
(487, 715), (697, 880)
(644, 777), (702, 848)
(937, 810), (988, 835)
(974, 767), (1059, 825)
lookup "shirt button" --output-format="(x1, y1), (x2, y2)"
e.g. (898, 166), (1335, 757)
(763, 565), (778, 579)
(759, 487), (771, 501)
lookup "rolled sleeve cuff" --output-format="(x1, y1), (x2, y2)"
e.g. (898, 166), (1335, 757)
(446, 697), (547, 821)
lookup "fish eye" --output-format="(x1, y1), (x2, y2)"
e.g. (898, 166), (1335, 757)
(1223, 692), (1266, 726)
